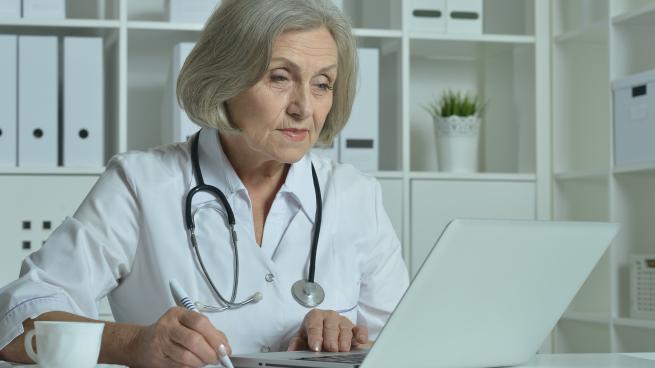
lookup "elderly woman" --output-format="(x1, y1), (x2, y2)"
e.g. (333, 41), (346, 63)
(0, 0), (408, 367)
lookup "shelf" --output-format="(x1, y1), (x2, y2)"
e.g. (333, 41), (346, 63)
(612, 3), (655, 26)
(554, 170), (609, 181)
(614, 317), (655, 329)
(410, 33), (535, 44)
(0, 167), (105, 176)
(352, 28), (402, 38)
(554, 21), (608, 44)
(409, 172), (536, 182)
(612, 162), (655, 176)
(371, 171), (404, 179)
(561, 312), (612, 325)
(0, 19), (120, 29)
(410, 34), (534, 60)
(127, 21), (202, 32)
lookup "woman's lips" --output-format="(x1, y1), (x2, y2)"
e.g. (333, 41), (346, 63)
(278, 129), (309, 142)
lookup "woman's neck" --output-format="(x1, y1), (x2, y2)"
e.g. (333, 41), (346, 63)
(218, 132), (289, 191)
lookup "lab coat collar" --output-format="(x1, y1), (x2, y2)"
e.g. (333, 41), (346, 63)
(197, 128), (246, 195)
(280, 152), (317, 224)
(196, 128), (317, 223)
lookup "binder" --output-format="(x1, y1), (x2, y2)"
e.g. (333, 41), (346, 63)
(0, 0), (21, 18)
(409, 0), (446, 33)
(0, 35), (17, 167)
(162, 42), (199, 144)
(22, 0), (65, 19)
(339, 48), (379, 172)
(18, 36), (58, 167)
(166, 0), (219, 23)
(63, 37), (104, 167)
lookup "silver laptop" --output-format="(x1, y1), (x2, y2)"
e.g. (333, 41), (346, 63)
(232, 219), (620, 368)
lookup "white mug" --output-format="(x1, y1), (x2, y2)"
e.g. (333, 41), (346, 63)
(24, 321), (104, 368)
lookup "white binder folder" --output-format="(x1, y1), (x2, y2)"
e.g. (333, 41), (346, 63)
(63, 37), (104, 167)
(0, 35), (17, 167)
(340, 48), (379, 172)
(22, 0), (65, 19)
(18, 36), (58, 167)
(162, 42), (199, 144)
(0, 0), (21, 18)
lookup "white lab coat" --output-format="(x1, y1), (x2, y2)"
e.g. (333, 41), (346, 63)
(0, 128), (409, 354)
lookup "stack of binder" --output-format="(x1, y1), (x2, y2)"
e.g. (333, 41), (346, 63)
(0, 35), (104, 168)
(314, 48), (380, 172)
(162, 42), (200, 144)
(0, 35), (18, 167)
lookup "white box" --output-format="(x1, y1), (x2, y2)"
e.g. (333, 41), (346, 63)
(630, 255), (655, 320)
(63, 37), (104, 167)
(0, 35), (17, 167)
(409, 0), (446, 33)
(22, 0), (65, 19)
(18, 36), (58, 167)
(0, 0), (21, 18)
(340, 48), (379, 172)
(312, 135), (340, 163)
(162, 42), (200, 144)
(166, 0), (219, 24)
(446, 0), (483, 34)
(612, 70), (655, 168)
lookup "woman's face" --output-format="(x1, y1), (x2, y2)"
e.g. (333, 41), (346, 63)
(225, 27), (338, 164)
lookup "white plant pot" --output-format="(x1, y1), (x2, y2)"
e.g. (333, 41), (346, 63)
(434, 115), (480, 173)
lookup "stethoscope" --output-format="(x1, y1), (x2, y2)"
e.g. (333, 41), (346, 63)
(184, 132), (325, 312)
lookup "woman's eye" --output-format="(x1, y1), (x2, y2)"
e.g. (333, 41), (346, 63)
(317, 83), (333, 91)
(271, 74), (289, 83)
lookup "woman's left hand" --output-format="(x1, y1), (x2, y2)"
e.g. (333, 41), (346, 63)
(287, 309), (369, 352)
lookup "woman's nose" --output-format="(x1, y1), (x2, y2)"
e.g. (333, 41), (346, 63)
(287, 85), (312, 121)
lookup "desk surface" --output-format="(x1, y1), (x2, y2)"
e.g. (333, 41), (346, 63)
(1, 354), (654, 367)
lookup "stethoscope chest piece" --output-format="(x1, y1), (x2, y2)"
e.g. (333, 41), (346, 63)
(291, 279), (325, 308)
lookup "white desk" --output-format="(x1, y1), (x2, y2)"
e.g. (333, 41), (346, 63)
(0, 354), (654, 367)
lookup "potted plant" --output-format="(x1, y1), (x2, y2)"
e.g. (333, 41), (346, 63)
(424, 90), (486, 173)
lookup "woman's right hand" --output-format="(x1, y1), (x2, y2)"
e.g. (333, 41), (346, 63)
(128, 307), (231, 368)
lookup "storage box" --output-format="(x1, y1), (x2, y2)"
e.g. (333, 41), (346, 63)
(612, 70), (655, 168)
(166, 0), (219, 24)
(409, 0), (446, 33)
(446, 0), (482, 34)
(631, 255), (655, 320)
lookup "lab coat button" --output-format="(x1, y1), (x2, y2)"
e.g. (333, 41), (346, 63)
(265, 273), (275, 282)
(261, 345), (271, 353)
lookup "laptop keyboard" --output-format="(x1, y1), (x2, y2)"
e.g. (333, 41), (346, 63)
(297, 352), (367, 366)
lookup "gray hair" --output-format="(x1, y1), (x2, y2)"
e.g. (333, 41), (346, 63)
(176, 0), (357, 146)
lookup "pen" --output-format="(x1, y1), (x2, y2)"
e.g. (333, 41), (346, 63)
(169, 279), (235, 368)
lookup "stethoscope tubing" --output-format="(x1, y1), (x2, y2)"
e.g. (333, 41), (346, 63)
(184, 132), (324, 311)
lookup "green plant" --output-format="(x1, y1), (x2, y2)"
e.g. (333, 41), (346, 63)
(423, 90), (485, 118)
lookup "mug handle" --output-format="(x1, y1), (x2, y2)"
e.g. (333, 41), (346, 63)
(23, 329), (39, 364)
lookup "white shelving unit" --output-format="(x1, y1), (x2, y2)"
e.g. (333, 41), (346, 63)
(1, 0), (550, 322)
(552, 0), (655, 354)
